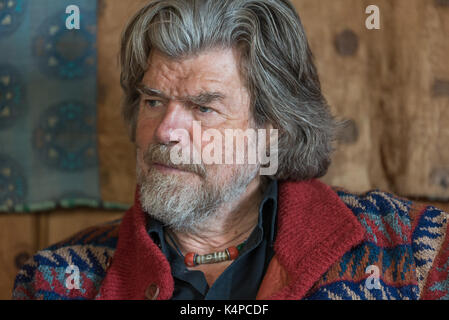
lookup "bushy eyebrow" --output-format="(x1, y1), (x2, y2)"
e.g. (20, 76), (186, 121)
(184, 92), (225, 106)
(136, 85), (168, 99)
(136, 84), (225, 106)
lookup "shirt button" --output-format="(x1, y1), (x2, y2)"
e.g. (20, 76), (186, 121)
(145, 283), (160, 300)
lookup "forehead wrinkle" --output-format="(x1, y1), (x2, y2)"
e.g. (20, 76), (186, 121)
(142, 49), (249, 115)
(148, 53), (233, 90)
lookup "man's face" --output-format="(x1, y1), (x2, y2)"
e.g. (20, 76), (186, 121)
(135, 48), (260, 232)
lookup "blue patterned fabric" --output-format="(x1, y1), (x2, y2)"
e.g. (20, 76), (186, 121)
(0, 0), (103, 212)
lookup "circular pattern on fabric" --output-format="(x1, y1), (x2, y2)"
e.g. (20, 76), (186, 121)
(32, 11), (96, 80)
(0, 0), (27, 37)
(0, 154), (27, 209)
(33, 100), (97, 171)
(0, 64), (26, 129)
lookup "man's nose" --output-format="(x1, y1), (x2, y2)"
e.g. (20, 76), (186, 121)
(154, 101), (192, 147)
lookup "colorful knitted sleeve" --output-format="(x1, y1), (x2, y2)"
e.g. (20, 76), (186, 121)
(411, 205), (449, 299)
(305, 188), (449, 300)
(11, 220), (120, 300)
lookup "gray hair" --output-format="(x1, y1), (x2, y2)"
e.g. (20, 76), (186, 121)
(120, 0), (343, 181)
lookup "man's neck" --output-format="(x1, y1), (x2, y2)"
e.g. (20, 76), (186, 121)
(166, 177), (265, 256)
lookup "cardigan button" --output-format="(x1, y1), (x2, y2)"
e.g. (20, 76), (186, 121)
(105, 257), (112, 269)
(145, 283), (160, 300)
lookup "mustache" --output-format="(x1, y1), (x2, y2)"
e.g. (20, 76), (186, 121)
(143, 144), (207, 178)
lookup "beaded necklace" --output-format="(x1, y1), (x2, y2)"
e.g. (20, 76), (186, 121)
(166, 231), (247, 267)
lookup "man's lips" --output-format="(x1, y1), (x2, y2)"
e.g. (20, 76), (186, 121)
(152, 163), (189, 173)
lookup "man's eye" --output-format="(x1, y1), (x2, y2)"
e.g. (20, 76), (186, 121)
(197, 106), (212, 113)
(144, 100), (162, 108)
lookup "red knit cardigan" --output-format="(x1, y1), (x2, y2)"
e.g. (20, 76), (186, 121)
(96, 179), (366, 300)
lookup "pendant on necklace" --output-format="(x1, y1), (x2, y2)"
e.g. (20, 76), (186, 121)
(184, 246), (239, 267)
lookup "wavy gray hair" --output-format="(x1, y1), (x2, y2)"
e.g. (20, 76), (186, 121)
(120, 0), (343, 181)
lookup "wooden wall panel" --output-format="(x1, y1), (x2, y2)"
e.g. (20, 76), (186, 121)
(0, 214), (37, 300)
(292, 0), (449, 199)
(293, 0), (378, 192)
(38, 209), (124, 249)
(372, 0), (449, 199)
(97, 0), (148, 205)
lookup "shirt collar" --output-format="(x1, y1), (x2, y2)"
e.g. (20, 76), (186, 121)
(259, 179), (278, 245)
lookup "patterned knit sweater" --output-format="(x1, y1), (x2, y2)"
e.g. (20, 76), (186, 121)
(12, 179), (449, 300)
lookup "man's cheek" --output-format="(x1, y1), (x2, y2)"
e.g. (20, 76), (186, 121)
(136, 116), (158, 144)
(136, 148), (148, 172)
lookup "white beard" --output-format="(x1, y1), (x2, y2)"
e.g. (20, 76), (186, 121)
(137, 160), (259, 234)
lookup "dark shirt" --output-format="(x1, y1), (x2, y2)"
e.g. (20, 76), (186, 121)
(146, 179), (278, 300)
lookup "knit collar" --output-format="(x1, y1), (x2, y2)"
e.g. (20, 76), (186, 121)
(96, 187), (174, 299)
(97, 179), (365, 300)
(258, 179), (366, 299)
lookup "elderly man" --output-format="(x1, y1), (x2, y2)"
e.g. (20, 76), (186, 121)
(13, 0), (449, 300)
